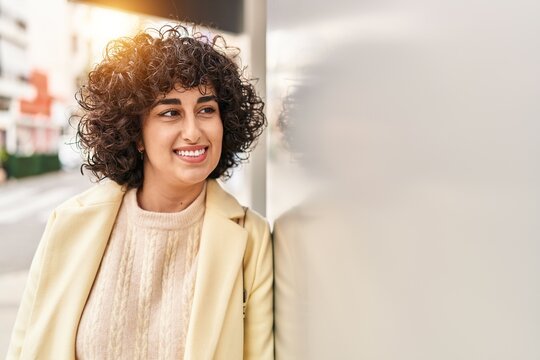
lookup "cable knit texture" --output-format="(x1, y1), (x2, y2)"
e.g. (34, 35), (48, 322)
(75, 182), (207, 360)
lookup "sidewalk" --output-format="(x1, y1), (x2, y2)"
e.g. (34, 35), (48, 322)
(0, 270), (28, 357)
(0, 169), (93, 357)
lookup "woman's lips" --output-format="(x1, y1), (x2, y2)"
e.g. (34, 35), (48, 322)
(173, 146), (208, 163)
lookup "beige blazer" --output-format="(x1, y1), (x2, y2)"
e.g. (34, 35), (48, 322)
(6, 179), (274, 360)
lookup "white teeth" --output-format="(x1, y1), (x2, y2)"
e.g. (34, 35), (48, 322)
(175, 148), (206, 157)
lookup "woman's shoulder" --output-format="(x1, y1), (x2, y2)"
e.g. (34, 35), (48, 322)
(239, 207), (272, 279)
(206, 179), (270, 233)
(55, 179), (125, 211)
(243, 206), (271, 237)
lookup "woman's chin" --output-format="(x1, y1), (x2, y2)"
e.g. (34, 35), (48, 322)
(170, 168), (213, 187)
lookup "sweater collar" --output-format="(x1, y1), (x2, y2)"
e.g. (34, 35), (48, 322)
(124, 182), (206, 230)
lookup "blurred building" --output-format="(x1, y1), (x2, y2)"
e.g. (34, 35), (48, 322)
(0, 0), (63, 178)
(0, 0), (32, 178)
(0, 0), (101, 179)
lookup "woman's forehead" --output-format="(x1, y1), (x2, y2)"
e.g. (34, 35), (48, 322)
(166, 83), (216, 96)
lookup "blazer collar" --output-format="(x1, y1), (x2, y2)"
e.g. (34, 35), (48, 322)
(75, 178), (245, 221)
(205, 179), (246, 220)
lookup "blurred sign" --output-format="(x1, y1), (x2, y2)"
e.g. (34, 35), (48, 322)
(20, 71), (53, 117)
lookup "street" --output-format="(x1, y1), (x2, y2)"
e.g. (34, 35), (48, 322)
(0, 169), (93, 356)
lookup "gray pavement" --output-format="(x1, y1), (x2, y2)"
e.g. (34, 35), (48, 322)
(0, 169), (94, 356)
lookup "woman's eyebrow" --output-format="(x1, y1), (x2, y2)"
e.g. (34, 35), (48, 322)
(152, 95), (216, 107)
(197, 95), (217, 103)
(154, 98), (181, 107)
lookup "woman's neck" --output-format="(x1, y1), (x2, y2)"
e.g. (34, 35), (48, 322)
(136, 180), (206, 213)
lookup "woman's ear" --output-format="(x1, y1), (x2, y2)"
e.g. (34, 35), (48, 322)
(136, 141), (145, 161)
(136, 138), (145, 153)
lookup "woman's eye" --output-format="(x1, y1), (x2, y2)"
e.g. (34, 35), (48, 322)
(200, 107), (216, 115)
(159, 109), (180, 117)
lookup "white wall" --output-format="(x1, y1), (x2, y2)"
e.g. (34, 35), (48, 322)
(270, 1), (540, 359)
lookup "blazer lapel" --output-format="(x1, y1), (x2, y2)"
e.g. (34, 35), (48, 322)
(184, 179), (247, 359)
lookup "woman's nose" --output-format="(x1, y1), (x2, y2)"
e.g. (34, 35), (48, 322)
(182, 112), (202, 143)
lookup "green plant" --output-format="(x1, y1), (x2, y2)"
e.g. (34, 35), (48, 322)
(0, 148), (8, 165)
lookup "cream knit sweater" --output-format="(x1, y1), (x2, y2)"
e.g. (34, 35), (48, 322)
(75, 183), (207, 360)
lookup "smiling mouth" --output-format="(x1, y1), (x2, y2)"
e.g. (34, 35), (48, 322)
(174, 148), (207, 157)
(172, 146), (209, 163)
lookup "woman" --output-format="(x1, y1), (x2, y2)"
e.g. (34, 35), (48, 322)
(7, 25), (273, 360)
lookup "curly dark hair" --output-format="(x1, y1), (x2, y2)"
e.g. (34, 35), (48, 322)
(75, 24), (266, 188)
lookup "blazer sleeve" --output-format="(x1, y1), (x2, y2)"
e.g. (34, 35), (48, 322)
(6, 210), (56, 360)
(243, 211), (274, 360)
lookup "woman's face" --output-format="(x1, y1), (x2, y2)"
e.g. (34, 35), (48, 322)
(140, 84), (223, 188)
